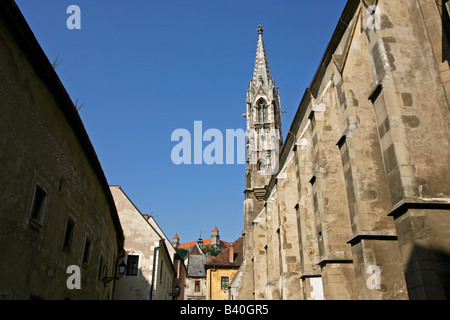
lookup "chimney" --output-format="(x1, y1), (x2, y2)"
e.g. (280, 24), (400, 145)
(229, 244), (234, 263)
(143, 214), (149, 220)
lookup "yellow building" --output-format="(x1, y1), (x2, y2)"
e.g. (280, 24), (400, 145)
(205, 238), (243, 300)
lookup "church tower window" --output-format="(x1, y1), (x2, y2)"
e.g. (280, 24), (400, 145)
(257, 99), (267, 123)
(258, 160), (265, 172)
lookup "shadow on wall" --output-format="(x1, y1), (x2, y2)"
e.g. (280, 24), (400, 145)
(404, 243), (450, 300)
(114, 267), (153, 300)
(441, 0), (450, 64)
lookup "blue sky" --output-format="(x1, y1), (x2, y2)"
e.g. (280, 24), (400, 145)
(15, 0), (347, 244)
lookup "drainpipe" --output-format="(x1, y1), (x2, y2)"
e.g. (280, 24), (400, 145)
(150, 246), (159, 300)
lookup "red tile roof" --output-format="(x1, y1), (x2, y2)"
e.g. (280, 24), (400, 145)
(205, 237), (243, 268)
(178, 238), (230, 249)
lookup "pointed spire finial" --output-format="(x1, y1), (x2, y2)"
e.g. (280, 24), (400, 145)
(251, 24), (272, 85)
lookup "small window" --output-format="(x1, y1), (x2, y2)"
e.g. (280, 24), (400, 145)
(63, 218), (75, 251)
(126, 255), (139, 276)
(221, 277), (229, 290)
(82, 238), (91, 265)
(30, 185), (47, 223)
(258, 161), (265, 172)
(195, 281), (200, 292)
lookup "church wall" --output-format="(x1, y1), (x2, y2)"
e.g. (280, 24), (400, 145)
(252, 207), (267, 300)
(332, 4), (409, 299)
(294, 124), (322, 299)
(302, 62), (357, 299)
(276, 153), (303, 299)
(264, 187), (282, 299)
(239, 0), (450, 300)
(363, 0), (450, 299)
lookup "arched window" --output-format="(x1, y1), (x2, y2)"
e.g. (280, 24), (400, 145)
(258, 160), (265, 172)
(257, 99), (267, 123)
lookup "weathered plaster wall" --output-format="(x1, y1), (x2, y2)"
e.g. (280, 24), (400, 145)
(0, 8), (122, 299)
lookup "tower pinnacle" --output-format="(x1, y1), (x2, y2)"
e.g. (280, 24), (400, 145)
(245, 25), (283, 199)
(252, 24), (272, 87)
(172, 233), (180, 249)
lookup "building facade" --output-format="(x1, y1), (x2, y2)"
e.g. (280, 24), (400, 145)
(205, 237), (243, 300)
(151, 240), (177, 300)
(0, 1), (124, 300)
(110, 186), (180, 300)
(183, 243), (209, 300)
(172, 252), (187, 300)
(237, 0), (450, 300)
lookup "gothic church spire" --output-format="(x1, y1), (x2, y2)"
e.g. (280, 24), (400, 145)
(252, 24), (272, 86)
(245, 25), (283, 201)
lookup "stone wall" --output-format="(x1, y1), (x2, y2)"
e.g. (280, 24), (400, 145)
(238, 0), (450, 300)
(0, 1), (123, 300)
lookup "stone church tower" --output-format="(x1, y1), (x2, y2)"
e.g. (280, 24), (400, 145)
(244, 24), (283, 224)
(240, 25), (284, 299)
